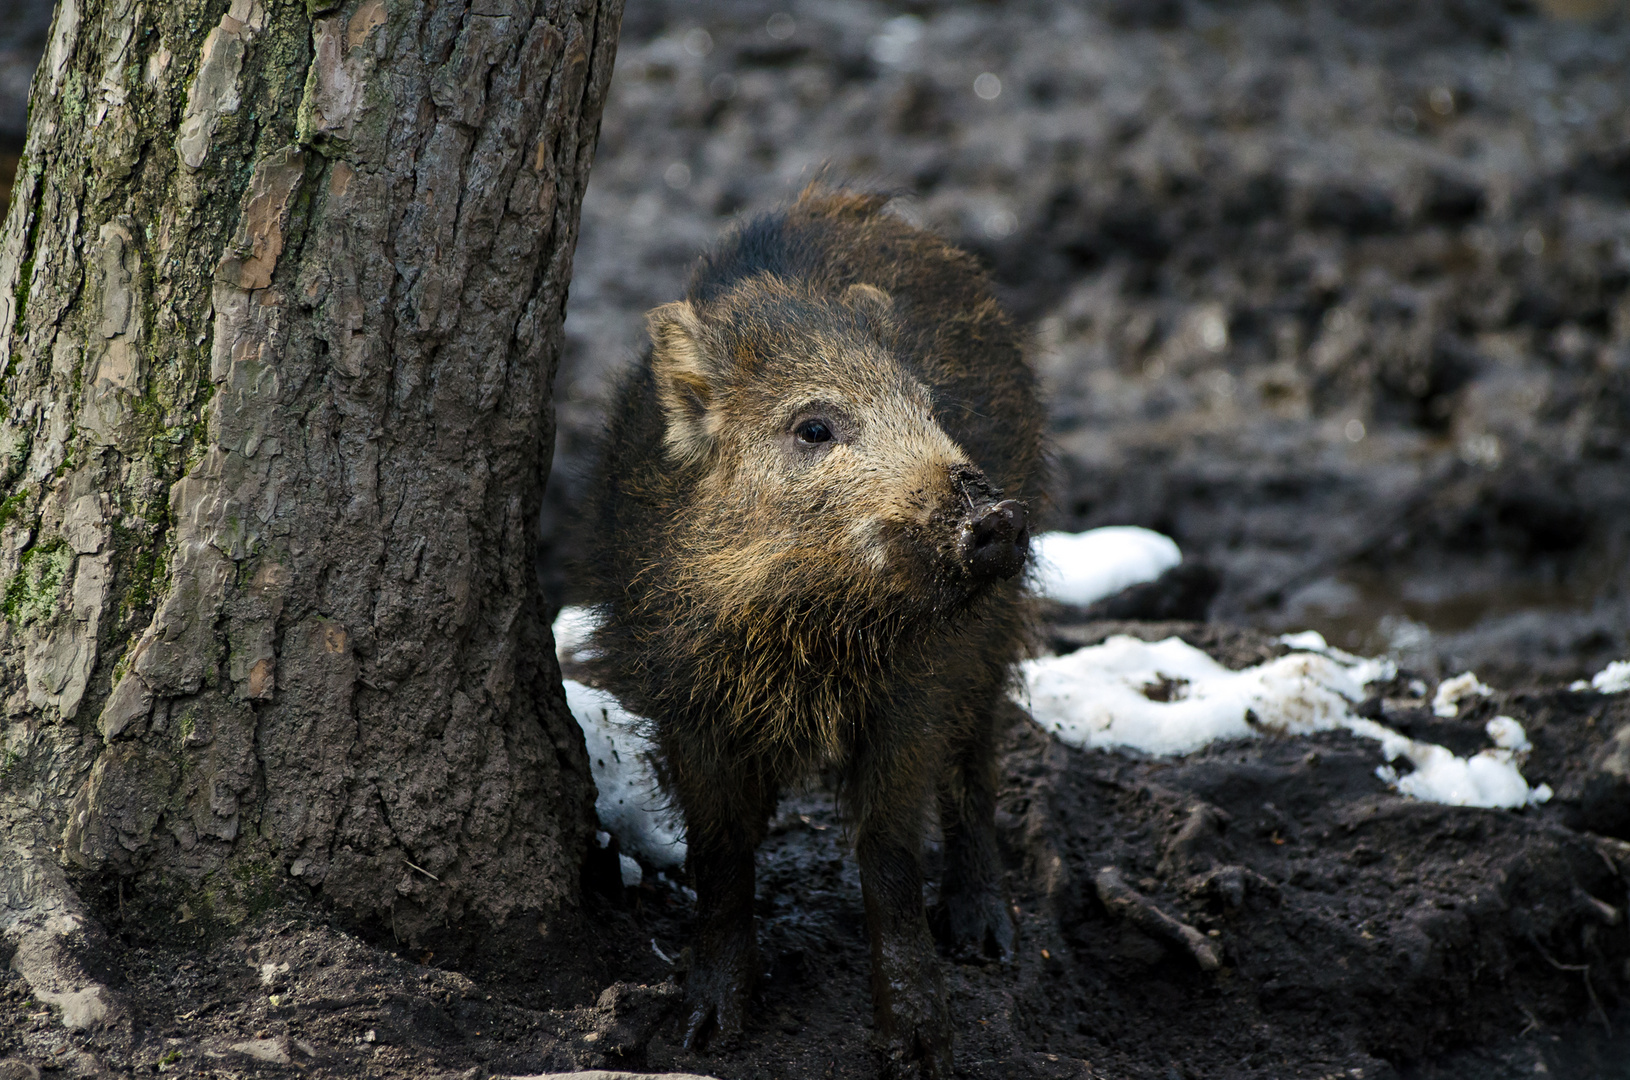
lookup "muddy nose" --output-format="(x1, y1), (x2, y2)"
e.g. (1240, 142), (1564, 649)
(960, 499), (1029, 581)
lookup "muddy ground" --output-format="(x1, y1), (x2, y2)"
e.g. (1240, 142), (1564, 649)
(5, 0), (1630, 1078)
(4, 627), (1630, 1079)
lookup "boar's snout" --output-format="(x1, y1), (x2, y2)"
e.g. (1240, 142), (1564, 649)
(959, 499), (1029, 582)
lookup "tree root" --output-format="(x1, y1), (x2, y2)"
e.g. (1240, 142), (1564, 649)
(1526, 933), (1611, 1039)
(1094, 866), (1221, 971)
(0, 841), (125, 1032)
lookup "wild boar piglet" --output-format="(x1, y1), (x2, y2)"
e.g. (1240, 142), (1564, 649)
(579, 185), (1044, 1078)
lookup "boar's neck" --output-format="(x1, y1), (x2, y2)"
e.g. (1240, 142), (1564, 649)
(595, 586), (1016, 771)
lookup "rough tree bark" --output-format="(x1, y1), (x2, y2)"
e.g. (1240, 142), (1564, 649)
(0, 0), (621, 1028)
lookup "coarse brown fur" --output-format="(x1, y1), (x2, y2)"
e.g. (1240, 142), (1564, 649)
(577, 186), (1045, 1077)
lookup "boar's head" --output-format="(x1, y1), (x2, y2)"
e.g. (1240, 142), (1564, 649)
(644, 273), (1028, 624)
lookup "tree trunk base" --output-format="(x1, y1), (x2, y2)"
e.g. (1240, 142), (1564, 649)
(1, 0), (621, 961)
(1, 845), (124, 1033)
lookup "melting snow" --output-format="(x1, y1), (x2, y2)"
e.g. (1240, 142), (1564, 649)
(1031, 527), (1182, 607)
(1571, 659), (1630, 694)
(1431, 671), (1492, 717)
(561, 674), (686, 868)
(1366, 715), (1551, 809)
(1485, 715), (1531, 752)
(553, 604), (602, 666)
(1019, 633), (1551, 810)
(1020, 633), (1387, 756)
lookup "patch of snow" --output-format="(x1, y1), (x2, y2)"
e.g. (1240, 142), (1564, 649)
(1021, 635), (1392, 756)
(1578, 660), (1630, 694)
(619, 854), (643, 888)
(1275, 631), (1385, 670)
(1432, 671), (1491, 717)
(1277, 630), (1331, 651)
(1485, 715), (1531, 753)
(1031, 527), (1182, 607)
(552, 604), (601, 665)
(562, 676), (686, 868)
(1020, 636), (1550, 810)
(555, 607), (684, 868)
(1366, 717), (1550, 809)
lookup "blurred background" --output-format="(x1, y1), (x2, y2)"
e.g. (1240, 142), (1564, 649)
(2, 0), (1626, 685)
(0, 1), (53, 217)
(546, 0), (1630, 686)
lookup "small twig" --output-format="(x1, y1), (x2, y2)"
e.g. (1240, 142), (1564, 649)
(1517, 1004), (1541, 1037)
(1095, 866), (1220, 971)
(1574, 888), (1621, 926)
(1527, 934), (1611, 1038)
(403, 859), (440, 882)
(1585, 975), (1611, 1040)
(1527, 934), (1590, 975)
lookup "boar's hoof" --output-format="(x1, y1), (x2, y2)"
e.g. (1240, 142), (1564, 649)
(680, 938), (756, 1051)
(960, 500), (1029, 581)
(938, 888), (1016, 963)
(876, 1004), (954, 1080)
(874, 958), (953, 1079)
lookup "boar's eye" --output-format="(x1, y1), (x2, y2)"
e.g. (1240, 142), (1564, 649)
(785, 406), (850, 455)
(794, 419), (834, 445)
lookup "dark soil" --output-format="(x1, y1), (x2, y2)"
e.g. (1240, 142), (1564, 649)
(4, 633), (1630, 1079)
(5, 1), (1630, 1078)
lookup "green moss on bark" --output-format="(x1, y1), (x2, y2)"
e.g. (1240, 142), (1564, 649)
(5, 540), (73, 625)
(7, 168), (43, 332)
(0, 489), (31, 531)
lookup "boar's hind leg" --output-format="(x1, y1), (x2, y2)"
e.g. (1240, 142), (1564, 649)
(675, 760), (775, 1050)
(855, 778), (953, 1079)
(936, 699), (1015, 961)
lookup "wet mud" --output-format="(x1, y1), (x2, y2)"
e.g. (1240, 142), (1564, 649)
(4, 622), (1630, 1079)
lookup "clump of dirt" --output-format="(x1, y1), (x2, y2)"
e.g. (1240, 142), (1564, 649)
(4, 622), (1628, 1079)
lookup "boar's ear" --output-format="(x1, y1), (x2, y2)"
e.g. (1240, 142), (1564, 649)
(646, 301), (723, 463)
(841, 283), (895, 339)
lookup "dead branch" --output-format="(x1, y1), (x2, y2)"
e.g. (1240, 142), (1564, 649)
(1095, 866), (1221, 971)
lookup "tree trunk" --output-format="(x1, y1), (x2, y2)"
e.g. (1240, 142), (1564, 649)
(0, 0), (620, 1024)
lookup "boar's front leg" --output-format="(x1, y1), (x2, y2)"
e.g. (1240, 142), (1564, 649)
(673, 755), (774, 1050)
(937, 701), (1015, 961)
(855, 780), (952, 1078)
